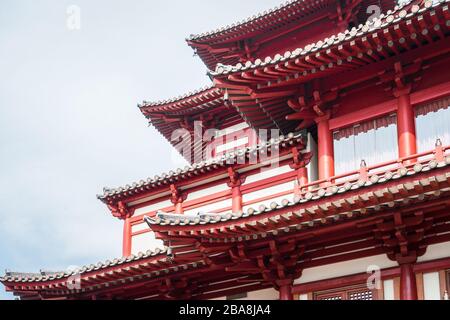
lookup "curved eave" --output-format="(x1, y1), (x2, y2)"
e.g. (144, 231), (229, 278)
(138, 85), (239, 166)
(148, 157), (450, 241)
(187, 0), (335, 43)
(98, 132), (307, 204)
(210, 0), (443, 77)
(188, 0), (399, 70)
(187, 0), (337, 70)
(0, 247), (209, 299)
(209, 0), (449, 132)
(1, 247), (168, 284)
(139, 85), (222, 114)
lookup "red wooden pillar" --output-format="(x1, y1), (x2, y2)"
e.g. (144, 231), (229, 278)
(290, 147), (312, 195)
(277, 279), (293, 300)
(316, 115), (334, 181)
(400, 263), (418, 300)
(279, 285), (293, 300)
(228, 167), (244, 213)
(231, 184), (243, 213)
(175, 202), (183, 215)
(170, 184), (186, 214)
(122, 216), (132, 257)
(396, 88), (417, 159)
(296, 167), (308, 188)
(294, 167), (309, 196)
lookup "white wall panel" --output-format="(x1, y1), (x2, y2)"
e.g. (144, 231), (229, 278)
(184, 198), (232, 215)
(383, 279), (395, 300)
(216, 137), (248, 153)
(423, 272), (441, 300)
(243, 181), (294, 202)
(242, 181), (295, 212)
(418, 241), (450, 262)
(134, 199), (173, 215)
(240, 288), (279, 300)
(294, 254), (397, 284)
(131, 232), (164, 254)
(186, 183), (229, 201)
(244, 165), (292, 184)
(131, 222), (149, 233)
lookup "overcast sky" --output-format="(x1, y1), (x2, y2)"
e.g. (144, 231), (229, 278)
(0, 0), (284, 299)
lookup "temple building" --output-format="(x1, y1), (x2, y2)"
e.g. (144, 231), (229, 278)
(2, 0), (450, 300)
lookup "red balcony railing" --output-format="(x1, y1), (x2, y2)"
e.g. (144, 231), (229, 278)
(130, 141), (449, 231)
(301, 140), (449, 193)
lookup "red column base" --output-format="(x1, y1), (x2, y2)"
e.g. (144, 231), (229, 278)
(231, 186), (243, 213)
(316, 115), (335, 183)
(175, 202), (183, 215)
(277, 279), (294, 300)
(400, 263), (418, 300)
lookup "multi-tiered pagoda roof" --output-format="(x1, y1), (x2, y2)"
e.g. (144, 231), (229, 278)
(3, 0), (450, 300)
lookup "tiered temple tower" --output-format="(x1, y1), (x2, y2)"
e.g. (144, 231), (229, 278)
(2, 0), (450, 300)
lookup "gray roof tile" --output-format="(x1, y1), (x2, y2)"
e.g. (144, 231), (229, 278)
(210, 0), (442, 76)
(148, 156), (450, 228)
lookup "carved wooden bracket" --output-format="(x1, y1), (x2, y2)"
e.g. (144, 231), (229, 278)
(179, 117), (194, 133)
(286, 85), (339, 130)
(226, 240), (305, 287)
(336, 0), (362, 28)
(107, 201), (133, 220)
(170, 184), (187, 204)
(377, 60), (424, 97)
(374, 211), (430, 265)
(289, 147), (313, 170)
(227, 167), (246, 188)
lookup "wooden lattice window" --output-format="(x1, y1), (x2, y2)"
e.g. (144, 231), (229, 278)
(314, 285), (378, 300)
(348, 288), (374, 300)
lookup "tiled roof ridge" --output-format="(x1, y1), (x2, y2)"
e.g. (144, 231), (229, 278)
(3, 271), (62, 278)
(209, 0), (439, 76)
(147, 155), (450, 228)
(6, 157), (450, 282)
(98, 131), (306, 200)
(187, 0), (326, 42)
(0, 246), (168, 283)
(139, 84), (219, 108)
